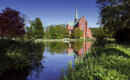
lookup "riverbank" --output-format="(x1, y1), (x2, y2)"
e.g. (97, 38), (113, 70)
(61, 43), (130, 80)
(0, 39), (45, 71)
(35, 38), (96, 43)
(0, 39), (93, 80)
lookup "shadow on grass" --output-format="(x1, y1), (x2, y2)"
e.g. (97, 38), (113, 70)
(94, 47), (130, 58)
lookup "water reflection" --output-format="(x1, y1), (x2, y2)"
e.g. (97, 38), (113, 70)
(45, 42), (69, 54)
(0, 40), (92, 80)
(67, 41), (92, 57)
(45, 41), (92, 57)
(0, 40), (45, 80)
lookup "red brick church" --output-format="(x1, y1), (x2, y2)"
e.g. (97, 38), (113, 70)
(67, 9), (92, 38)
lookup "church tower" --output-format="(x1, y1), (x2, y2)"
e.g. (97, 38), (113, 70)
(67, 8), (93, 39)
(75, 8), (78, 23)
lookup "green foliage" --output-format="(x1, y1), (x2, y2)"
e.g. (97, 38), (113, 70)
(45, 25), (55, 39)
(45, 25), (69, 39)
(90, 28), (99, 37)
(62, 43), (130, 80)
(33, 18), (44, 39)
(25, 17), (44, 40)
(96, 0), (130, 42)
(45, 42), (69, 54)
(25, 26), (33, 40)
(71, 41), (83, 52)
(6, 50), (29, 69)
(93, 27), (107, 46)
(0, 39), (45, 71)
(90, 27), (112, 38)
(62, 28), (69, 38)
(71, 28), (83, 38)
(90, 27), (116, 47)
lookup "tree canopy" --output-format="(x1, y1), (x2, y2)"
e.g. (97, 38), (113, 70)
(26, 17), (44, 40)
(96, 0), (130, 42)
(45, 25), (69, 39)
(33, 18), (44, 39)
(71, 28), (83, 38)
(0, 7), (25, 39)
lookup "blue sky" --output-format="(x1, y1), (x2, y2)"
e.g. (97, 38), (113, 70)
(0, 0), (99, 27)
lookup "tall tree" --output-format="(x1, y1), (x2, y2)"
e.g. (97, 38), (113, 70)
(33, 18), (44, 39)
(96, 0), (130, 42)
(0, 7), (25, 39)
(45, 25), (55, 39)
(25, 25), (33, 40)
(62, 28), (69, 38)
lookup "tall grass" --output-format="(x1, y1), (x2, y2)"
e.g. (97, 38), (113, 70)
(61, 43), (130, 80)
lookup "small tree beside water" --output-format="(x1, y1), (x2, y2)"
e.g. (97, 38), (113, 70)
(26, 17), (44, 40)
(71, 28), (83, 38)
(33, 18), (44, 39)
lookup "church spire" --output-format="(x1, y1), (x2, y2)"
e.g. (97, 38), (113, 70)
(75, 8), (78, 23)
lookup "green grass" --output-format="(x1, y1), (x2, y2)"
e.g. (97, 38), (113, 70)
(61, 43), (130, 80)
(35, 38), (96, 42)
(106, 44), (130, 56)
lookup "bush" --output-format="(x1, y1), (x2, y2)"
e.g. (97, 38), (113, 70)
(71, 28), (83, 38)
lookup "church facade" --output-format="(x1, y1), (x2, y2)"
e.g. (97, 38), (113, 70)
(67, 9), (92, 38)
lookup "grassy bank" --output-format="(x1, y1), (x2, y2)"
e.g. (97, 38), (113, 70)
(35, 38), (96, 43)
(61, 43), (130, 80)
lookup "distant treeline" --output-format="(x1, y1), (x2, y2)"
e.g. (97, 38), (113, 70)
(0, 7), (84, 40)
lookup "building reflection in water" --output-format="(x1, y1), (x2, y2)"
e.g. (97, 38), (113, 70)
(67, 41), (92, 57)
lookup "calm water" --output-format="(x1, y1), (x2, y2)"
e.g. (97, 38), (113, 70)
(0, 41), (92, 80)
